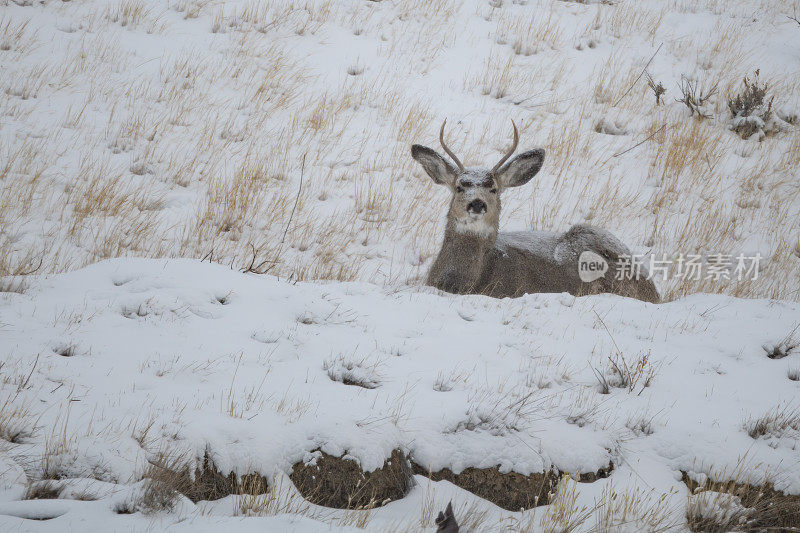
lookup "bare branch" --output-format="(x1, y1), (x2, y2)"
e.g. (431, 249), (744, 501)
(612, 42), (663, 107)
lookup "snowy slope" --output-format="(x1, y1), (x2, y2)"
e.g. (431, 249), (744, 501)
(1, 259), (799, 530)
(1, 0), (799, 300)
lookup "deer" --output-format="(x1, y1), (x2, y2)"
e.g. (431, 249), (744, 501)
(411, 120), (660, 303)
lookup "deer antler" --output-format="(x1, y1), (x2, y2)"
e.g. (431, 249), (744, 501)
(491, 119), (519, 173)
(439, 119), (465, 172)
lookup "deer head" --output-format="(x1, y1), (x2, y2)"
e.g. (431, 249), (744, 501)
(411, 120), (545, 239)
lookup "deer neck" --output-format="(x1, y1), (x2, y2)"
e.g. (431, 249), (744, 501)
(443, 221), (497, 250)
(427, 224), (496, 294)
(440, 221), (497, 274)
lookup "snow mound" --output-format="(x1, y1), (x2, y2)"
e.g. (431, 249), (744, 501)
(1, 258), (799, 529)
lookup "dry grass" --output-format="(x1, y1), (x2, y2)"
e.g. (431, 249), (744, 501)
(495, 8), (564, 57)
(593, 483), (678, 532)
(446, 500), (491, 531)
(471, 54), (532, 100)
(24, 481), (62, 500)
(683, 470), (800, 531)
(0, 17), (34, 52)
(676, 75), (719, 118)
(0, 394), (36, 443)
(685, 490), (749, 532)
(744, 404), (800, 440)
(136, 449), (269, 505)
(0, 0), (797, 304)
(433, 366), (471, 392)
(538, 476), (594, 532)
(453, 387), (546, 436)
(234, 474), (311, 518)
(324, 355), (383, 389)
(40, 404), (78, 480)
(626, 410), (657, 436)
(763, 325), (799, 359)
(592, 314), (659, 395)
(0, 275), (28, 293)
(506, 478), (680, 532)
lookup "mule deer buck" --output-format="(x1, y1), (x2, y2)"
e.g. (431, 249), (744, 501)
(411, 120), (660, 303)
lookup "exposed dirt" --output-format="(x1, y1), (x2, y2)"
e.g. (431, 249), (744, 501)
(150, 449), (611, 512)
(572, 462), (614, 483)
(145, 452), (268, 503)
(412, 463), (557, 511)
(411, 461), (614, 511)
(290, 449), (414, 509)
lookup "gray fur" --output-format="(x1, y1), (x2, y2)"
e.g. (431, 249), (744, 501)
(411, 145), (457, 188)
(436, 501), (459, 533)
(496, 148), (544, 188)
(412, 143), (660, 303)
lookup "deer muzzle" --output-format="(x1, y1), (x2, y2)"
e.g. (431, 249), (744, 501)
(466, 199), (487, 214)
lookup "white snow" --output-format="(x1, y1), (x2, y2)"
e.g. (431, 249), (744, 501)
(1, 258), (799, 530)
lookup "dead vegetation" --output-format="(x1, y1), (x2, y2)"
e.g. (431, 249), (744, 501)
(727, 71), (778, 140)
(592, 314), (658, 395)
(235, 474), (311, 518)
(137, 454), (190, 513)
(604, 349), (656, 394)
(645, 70), (666, 105)
(676, 75), (719, 118)
(686, 490), (749, 532)
(593, 483), (679, 532)
(24, 481), (62, 500)
(127, 449), (365, 519)
(744, 404), (800, 440)
(683, 471), (800, 531)
(323, 355), (382, 389)
(138, 450), (268, 505)
(626, 411), (657, 436)
(2, 0), (800, 523)
(0, 393), (36, 443)
(538, 475), (594, 532)
(763, 326), (798, 359)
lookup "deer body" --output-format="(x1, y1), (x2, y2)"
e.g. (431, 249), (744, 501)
(428, 224), (660, 302)
(413, 121), (660, 303)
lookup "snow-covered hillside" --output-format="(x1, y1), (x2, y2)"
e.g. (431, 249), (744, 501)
(2, 0), (800, 530)
(1, 0), (799, 300)
(1, 259), (799, 530)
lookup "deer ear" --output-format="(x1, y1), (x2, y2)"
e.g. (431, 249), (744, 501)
(411, 145), (457, 187)
(496, 149), (545, 189)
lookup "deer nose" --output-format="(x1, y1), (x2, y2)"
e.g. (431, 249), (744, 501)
(466, 199), (487, 214)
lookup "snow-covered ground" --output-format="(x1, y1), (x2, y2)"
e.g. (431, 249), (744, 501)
(2, 0), (800, 530)
(1, 259), (799, 530)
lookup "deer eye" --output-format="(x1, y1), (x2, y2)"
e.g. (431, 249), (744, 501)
(456, 186), (464, 193)
(490, 188), (497, 194)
